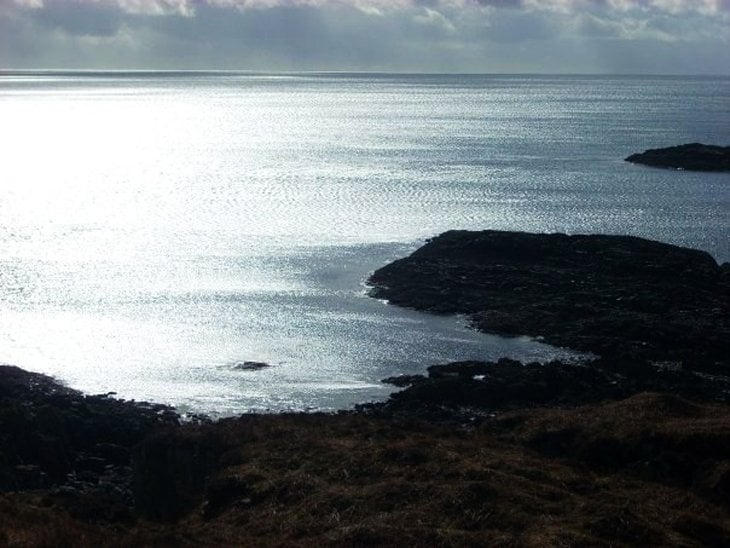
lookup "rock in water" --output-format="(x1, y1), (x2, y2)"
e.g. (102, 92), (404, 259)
(232, 361), (271, 371)
(625, 143), (730, 172)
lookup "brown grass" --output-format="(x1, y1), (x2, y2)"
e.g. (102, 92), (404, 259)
(2, 394), (730, 546)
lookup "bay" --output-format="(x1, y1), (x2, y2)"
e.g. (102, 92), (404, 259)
(0, 73), (727, 415)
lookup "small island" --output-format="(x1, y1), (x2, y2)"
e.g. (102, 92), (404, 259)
(625, 143), (730, 172)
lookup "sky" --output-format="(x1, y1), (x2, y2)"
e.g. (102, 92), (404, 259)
(0, 0), (729, 73)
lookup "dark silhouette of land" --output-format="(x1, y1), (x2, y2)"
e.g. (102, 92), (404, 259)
(369, 230), (729, 373)
(625, 143), (730, 172)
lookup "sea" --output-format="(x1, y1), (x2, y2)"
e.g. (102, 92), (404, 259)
(0, 72), (728, 416)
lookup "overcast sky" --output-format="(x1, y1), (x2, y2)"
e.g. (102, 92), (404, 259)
(1, 0), (728, 73)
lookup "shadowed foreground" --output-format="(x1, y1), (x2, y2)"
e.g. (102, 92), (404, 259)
(1, 370), (729, 547)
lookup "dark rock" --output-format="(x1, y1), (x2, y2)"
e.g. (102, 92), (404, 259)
(12, 464), (48, 490)
(75, 456), (108, 474)
(625, 143), (730, 172)
(368, 230), (729, 373)
(0, 364), (178, 520)
(673, 517), (730, 546)
(703, 464), (730, 506)
(365, 357), (730, 422)
(74, 470), (100, 484)
(92, 443), (130, 466)
(233, 361), (271, 371)
(132, 427), (224, 521)
(203, 475), (265, 519)
(381, 375), (425, 387)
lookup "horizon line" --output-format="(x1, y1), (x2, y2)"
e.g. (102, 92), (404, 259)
(1, 69), (729, 78)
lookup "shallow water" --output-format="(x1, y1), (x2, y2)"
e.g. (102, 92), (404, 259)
(0, 73), (728, 414)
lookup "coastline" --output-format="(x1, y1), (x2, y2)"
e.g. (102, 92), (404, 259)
(2, 230), (730, 545)
(369, 230), (730, 373)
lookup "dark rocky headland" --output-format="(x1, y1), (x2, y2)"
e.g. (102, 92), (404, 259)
(2, 230), (730, 546)
(625, 143), (730, 172)
(369, 230), (729, 373)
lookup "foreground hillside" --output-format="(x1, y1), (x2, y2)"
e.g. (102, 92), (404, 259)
(2, 230), (729, 546)
(1, 364), (729, 547)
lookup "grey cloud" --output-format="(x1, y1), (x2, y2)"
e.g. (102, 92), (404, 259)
(571, 3), (729, 43)
(149, 5), (349, 65)
(0, 0), (727, 73)
(30, 1), (122, 37)
(474, 0), (524, 7)
(477, 9), (557, 43)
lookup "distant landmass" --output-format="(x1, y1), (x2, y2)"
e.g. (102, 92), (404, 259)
(625, 143), (730, 172)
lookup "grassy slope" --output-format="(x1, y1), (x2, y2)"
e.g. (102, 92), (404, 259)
(2, 392), (729, 547)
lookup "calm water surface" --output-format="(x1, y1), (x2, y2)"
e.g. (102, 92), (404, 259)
(0, 73), (728, 415)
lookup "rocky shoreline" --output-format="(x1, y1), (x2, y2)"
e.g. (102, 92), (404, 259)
(0, 365), (179, 524)
(2, 230), (730, 546)
(368, 230), (729, 373)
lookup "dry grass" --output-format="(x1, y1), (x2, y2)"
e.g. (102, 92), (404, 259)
(2, 394), (729, 546)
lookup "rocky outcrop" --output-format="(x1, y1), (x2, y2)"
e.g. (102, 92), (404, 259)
(368, 357), (730, 421)
(625, 143), (730, 172)
(368, 230), (730, 373)
(0, 365), (178, 521)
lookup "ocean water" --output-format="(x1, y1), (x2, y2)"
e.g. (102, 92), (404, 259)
(0, 72), (728, 415)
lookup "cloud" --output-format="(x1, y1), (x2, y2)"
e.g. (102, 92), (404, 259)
(11, 0), (43, 8)
(414, 7), (456, 32)
(117, 1), (195, 16)
(30, 2), (122, 37)
(1, 0), (728, 73)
